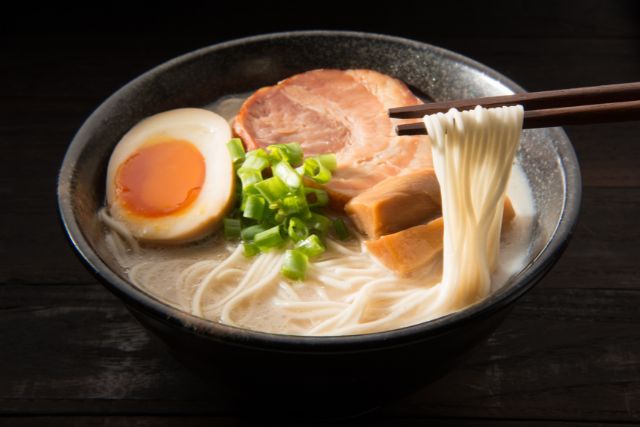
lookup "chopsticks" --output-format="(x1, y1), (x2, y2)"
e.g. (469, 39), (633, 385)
(391, 82), (640, 136)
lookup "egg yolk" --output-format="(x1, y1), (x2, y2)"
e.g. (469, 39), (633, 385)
(116, 140), (206, 217)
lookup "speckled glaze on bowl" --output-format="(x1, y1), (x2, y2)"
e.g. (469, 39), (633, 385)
(58, 31), (581, 415)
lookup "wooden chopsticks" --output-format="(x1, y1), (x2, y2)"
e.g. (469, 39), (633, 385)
(391, 82), (640, 136)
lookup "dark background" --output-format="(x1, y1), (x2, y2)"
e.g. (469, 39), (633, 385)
(2, 1), (640, 425)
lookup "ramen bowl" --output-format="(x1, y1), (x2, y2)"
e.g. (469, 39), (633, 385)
(57, 31), (581, 415)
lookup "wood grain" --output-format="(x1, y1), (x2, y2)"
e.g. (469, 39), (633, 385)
(0, 417), (625, 427)
(0, 417), (631, 427)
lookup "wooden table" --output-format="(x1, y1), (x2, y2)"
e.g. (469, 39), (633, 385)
(2, 2), (639, 425)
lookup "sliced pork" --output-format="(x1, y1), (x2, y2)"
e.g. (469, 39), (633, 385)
(364, 201), (516, 276)
(345, 168), (441, 239)
(365, 217), (444, 277)
(346, 167), (517, 240)
(233, 69), (432, 206)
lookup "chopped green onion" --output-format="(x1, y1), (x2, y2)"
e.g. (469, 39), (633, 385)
(301, 158), (317, 176)
(279, 194), (307, 215)
(266, 145), (285, 163)
(316, 153), (337, 171)
(240, 185), (260, 211)
(222, 137), (339, 279)
(268, 143), (303, 166)
(287, 217), (309, 242)
(295, 234), (325, 258)
(274, 210), (288, 224)
(299, 205), (313, 220)
(306, 213), (332, 236)
(254, 225), (285, 250)
(226, 138), (245, 164)
(333, 217), (350, 240)
(273, 160), (302, 188)
(238, 169), (263, 188)
(302, 158), (332, 184)
(243, 242), (260, 257)
(281, 249), (308, 280)
(254, 176), (288, 204)
(283, 143), (304, 166)
(259, 207), (276, 225)
(241, 149), (270, 172)
(241, 224), (268, 242)
(243, 195), (266, 221)
(304, 188), (329, 207)
(223, 218), (241, 239)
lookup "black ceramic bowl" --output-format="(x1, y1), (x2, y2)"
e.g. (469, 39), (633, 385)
(58, 31), (581, 415)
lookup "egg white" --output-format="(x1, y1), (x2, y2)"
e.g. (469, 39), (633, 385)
(106, 108), (235, 244)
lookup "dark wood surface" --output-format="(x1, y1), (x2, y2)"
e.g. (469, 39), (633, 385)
(2, 2), (640, 425)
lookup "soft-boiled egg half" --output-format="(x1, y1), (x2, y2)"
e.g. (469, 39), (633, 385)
(106, 108), (235, 244)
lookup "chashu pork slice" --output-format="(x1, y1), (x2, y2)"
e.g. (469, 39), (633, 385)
(345, 168), (442, 239)
(233, 69), (432, 207)
(365, 201), (517, 277)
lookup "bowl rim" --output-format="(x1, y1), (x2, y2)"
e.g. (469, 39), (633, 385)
(57, 30), (582, 352)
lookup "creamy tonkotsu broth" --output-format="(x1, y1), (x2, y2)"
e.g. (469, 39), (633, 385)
(102, 165), (533, 335)
(100, 70), (536, 336)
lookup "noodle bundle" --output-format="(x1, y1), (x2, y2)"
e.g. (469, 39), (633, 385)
(424, 105), (524, 314)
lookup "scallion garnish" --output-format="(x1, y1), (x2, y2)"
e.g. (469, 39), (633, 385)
(243, 195), (266, 221)
(241, 224), (268, 242)
(287, 216), (309, 242)
(306, 213), (332, 237)
(333, 217), (350, 240)
(268, 143), (303, 166)
(223, 140), (348, 279)
(316, 153), (337, 171)
(255, 176), (288, 204)
(305, 188), (329, 208)
(223, 218), (241, 239)
(281, 249), (308, 281)
(302, 158), (332, 184)
(240, 148), (270, 172)
(243, 242), (260, 257)
(254, 225), (285, 250)
(238, 169), (263, 188)
(226, 138), (246, 164)
(273, 160), (302, 188)
(280, 194), (307, 215)
(295, 234), (325, 258)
